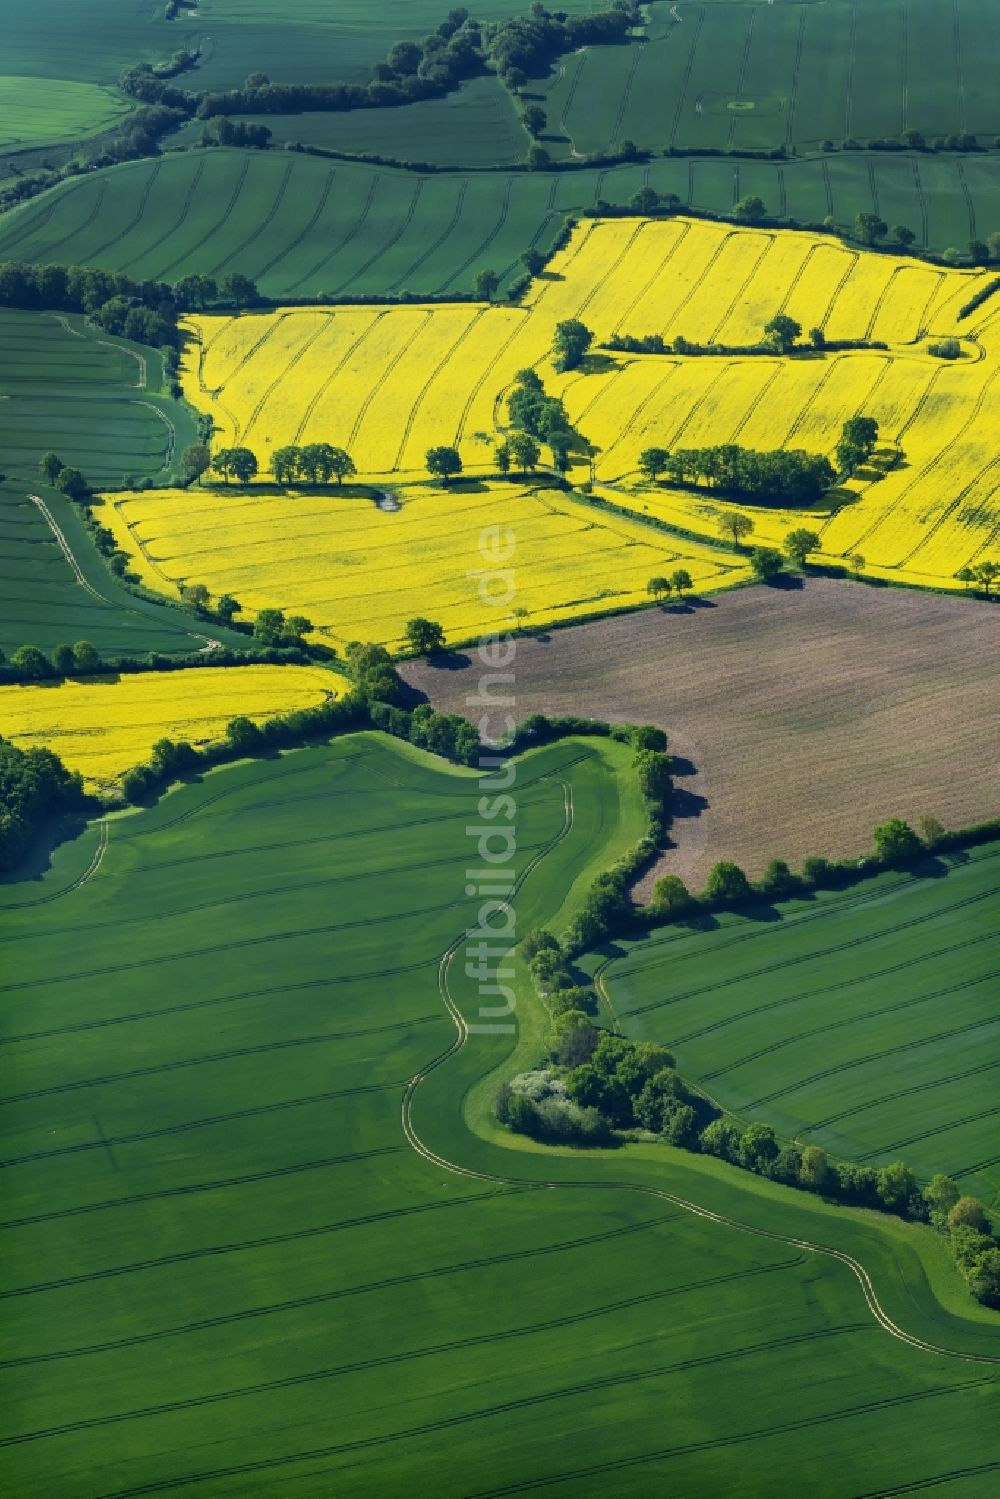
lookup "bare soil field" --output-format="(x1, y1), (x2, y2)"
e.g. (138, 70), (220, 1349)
(401, 580), (1000, 892)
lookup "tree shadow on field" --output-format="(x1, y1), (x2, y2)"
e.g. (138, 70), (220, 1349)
(908, 853), (951, 880)
(671, 785), (708, 821)
(426, 650), (472, 671)
(765, 573), (803, 590)
(0, 812), (90, 888)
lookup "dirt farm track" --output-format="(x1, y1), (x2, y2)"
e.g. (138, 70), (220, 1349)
(402, 580), (1000, 891)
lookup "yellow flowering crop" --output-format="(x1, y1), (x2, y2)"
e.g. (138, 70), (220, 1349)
(0, 665), (348, 787)
(101, 484), (747, 650)
(173, 216), (997, 593)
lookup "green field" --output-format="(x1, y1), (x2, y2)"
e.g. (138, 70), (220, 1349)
(0, 309), (244, 658)
(600, 846), (1000, 1208)
(1, 734), (997, 1494)
(0, 309), (191, 488)
(536, 0), (1000, 156)
(1, 148), (995, 302)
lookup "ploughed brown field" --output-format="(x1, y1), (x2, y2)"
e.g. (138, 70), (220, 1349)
(401, 580), (1000, 893)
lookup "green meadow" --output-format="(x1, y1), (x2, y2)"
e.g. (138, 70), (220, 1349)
(1, 736), (997, 1494)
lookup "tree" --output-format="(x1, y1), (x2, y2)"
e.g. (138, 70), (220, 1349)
(671, 568), (693, 597)
(918, 814), (945, 849)
(968, 239), (990, 266)
(704, 860), (752, 904)
(284, 614), (312, 643)
(551, 1010), (599, 1068)
(229, 447), (258, 485)
(327, 447), (356, 485)
(800, 1145), (830, 1189)
(219, 272), (258, 307)
(876, 1160), (918, 1214)
(763, 313), (801, 353)
(651, 874), (693, 917)
(526, 142), (550, 170)
(784, 528), (820, 566)
(405, 617), (446, 655)
(892, 224), (916, 246)
(180, 442), (211, 485)
(749, 546), (784, 581)
(73, 640), (100, 673)
(474, 268), (500, 301)
(955, 565), (977, 590)
(809, 325), (826, 349)
(630, 186), (660, 215)
(253, 607), (287, 646)
(872, 817), (922, 864)
(638, 446), (669, 481)
(11, 645), (51, 679)
(734, 195), (766, 223)
(923, 1174), (961, 1222)
(552, 318), (593, 372)
(634, 1068), (686, 1133)
(739, 1121), (780, 1171)
(495, 441), (511, 477)
(758, 858), (799, 898)
(848, 551), (866, 578)
(948, 1197), (992, 1234)
(182, 582), (211, 612)
(646, 576), (670, 603)
(52, 643), (75, 675)
(520, 104), (546, 137)
(855, 211), (888, 245)
(174, 273), (217, 310)
(39, 451), (63, 484)
(634, 749), (673, 803)
(272, 444), (301, 486)
(521, 248), (545, 277)
(55, 467), (89, 501)
(216, 594), (240, 623)
(508, 430), (540, 474)
(226, 715), (263, 753)
(973, 559), (999, 596)
(718, 511), (753, 546)
(426, 445), (462, 482)
(968, 1248), (1000, 1307)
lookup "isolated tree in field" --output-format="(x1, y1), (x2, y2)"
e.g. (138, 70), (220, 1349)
(734, 195), (766, 223)
(764, 313), (801, 353)
(552, 318), (593, 372)
(405, 617), (446, 655)
(219, 272), (258, 308)
(216, 594), (240, 622)
(520, 104), (546, 137)
(872, 817), (922, 864)
(73, 640), (100, 673)
(638, 446), (669, 481)
(750, 546), (784, 582)
(670, 568), (692, 597)
(55, 467), (89, 501)
(174, 273), (217, 310)
(892, 224), (916, 247)
(784, 528), (820, 566)
(11, 645), (50, 679)
(180, 442), (211, 485)
(973, 559), (999, 595)
(854, 211), (888, 245)
(848, 551), (865, 578)
(474, 268), (500, 301)
(646, 576), (670, 603)
(718, 510), (753, 546)
(508, 430), (540, 474)
(38, 451), (63, 484)
(836, 415), (879, 474)
(495, 441), (512, 477)
(182, 582), (211, 612)
(704, 860), (752, 905)
(425, 445), (463, 482)
(521, 248), (545, 277)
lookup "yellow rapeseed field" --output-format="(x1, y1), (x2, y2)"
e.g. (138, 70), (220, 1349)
(102, 484), (748, 650)
(0, 665), (348, 786)
(171, 216), (997, 595)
